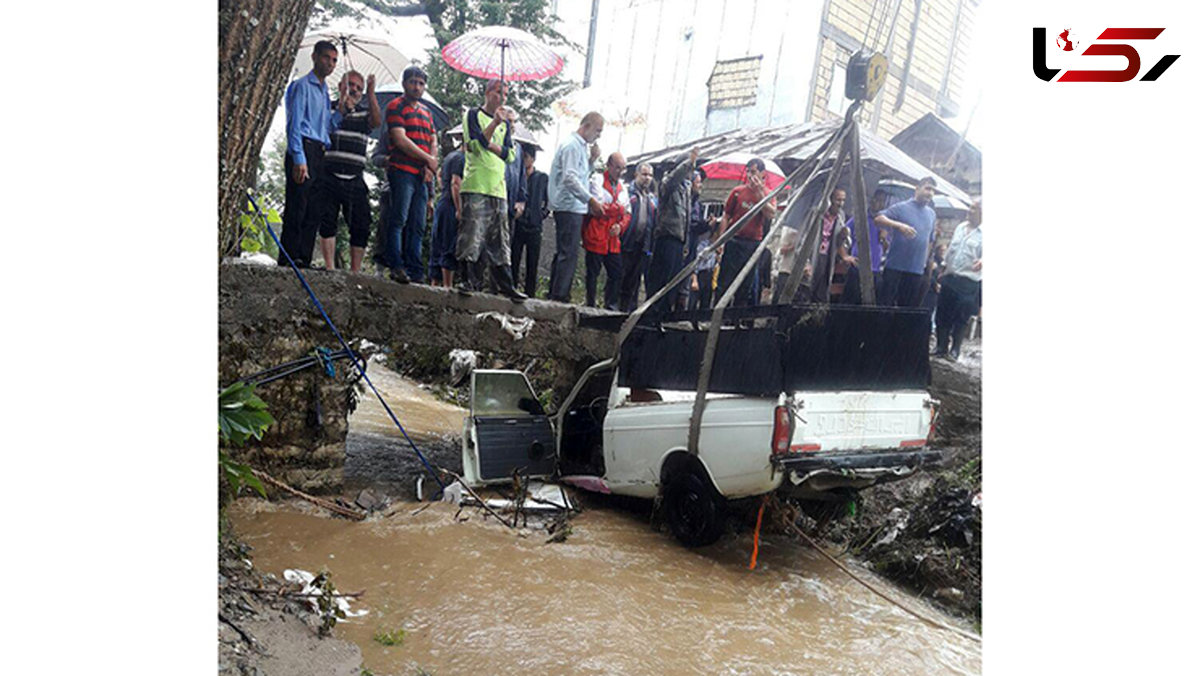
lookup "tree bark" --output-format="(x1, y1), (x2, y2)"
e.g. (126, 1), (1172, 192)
(218, 0), (317, 260)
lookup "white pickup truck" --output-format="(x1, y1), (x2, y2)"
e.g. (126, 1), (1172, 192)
(462, 357), (940, 547)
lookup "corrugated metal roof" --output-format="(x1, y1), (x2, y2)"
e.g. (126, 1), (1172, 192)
(628, 119), (971, 204)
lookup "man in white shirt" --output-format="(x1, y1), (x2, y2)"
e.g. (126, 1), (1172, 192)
(933, 199), (983, 360)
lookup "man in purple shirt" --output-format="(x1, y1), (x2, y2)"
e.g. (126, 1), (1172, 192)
(278, 40), (343, 268)
(842, 189), (892, 303)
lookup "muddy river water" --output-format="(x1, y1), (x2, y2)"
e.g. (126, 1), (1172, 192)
(229, 369), (980, 674)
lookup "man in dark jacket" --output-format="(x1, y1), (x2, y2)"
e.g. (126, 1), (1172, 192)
(645, 147), (699, 316)
(511, 145), (549, 297)
(619, 162), (657, 312)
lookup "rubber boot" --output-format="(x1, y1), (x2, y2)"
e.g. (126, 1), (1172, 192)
(454, 259), (473, 296)
(492, 265), (528, 302)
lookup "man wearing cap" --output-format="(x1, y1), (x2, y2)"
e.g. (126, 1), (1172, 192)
(383, 65), (439, 283)
(455, 79), (526, 301)
(511, 145), (549, 297)
(278, 40), (343, 268)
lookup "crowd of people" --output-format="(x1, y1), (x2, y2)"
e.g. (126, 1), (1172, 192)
(275, 41), (982, 359)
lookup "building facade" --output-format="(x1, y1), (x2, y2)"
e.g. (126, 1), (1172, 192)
(545, 0), (979, 161)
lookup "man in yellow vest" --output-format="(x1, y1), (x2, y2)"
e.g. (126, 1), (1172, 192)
(455, 79), (526, 302)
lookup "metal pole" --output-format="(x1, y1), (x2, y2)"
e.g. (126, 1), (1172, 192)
(583, 0), (600, 87)
(848, 121), (876, 304)
(682, 122), (854, 455)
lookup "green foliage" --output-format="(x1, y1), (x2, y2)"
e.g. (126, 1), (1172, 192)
(373, 627), (407, 646)
(422, 0), (578, 133)
(220, 451), (267, 501)
(218, 382), (274, 501)
(313, 569), (346, 636)
(219, 382), (277, 447)
(240, 201), (282, 257)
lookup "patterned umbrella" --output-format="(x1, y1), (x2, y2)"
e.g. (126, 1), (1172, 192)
(441, 26), (564, 82)
(699, 152), (787, 191)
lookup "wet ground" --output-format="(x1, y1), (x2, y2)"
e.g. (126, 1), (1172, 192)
(230, 366), (980, 674)
(344, 360), (466, 498)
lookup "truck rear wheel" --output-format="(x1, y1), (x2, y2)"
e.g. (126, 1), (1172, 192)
(663, 469), (725, 547)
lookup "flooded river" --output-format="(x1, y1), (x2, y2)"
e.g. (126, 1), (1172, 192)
(229, 368), (979, 674)
(230, 498), (979, 675)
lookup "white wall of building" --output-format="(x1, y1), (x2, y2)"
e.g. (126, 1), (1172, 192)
(541, 0), (824, 168)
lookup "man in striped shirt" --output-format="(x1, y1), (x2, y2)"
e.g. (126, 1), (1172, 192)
(315, 70), (381, 273)
(383, 65), (438, 283)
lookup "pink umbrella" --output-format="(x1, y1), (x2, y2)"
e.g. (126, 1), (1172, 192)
(700, 152), (786, 190)
(441, 26), (564, 82)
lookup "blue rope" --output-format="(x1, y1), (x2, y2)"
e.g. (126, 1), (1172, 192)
(314, 347), (336, 378)
(246, 191), (447, 492)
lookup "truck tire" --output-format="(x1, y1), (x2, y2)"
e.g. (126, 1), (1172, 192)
(663, 469), (725, 547)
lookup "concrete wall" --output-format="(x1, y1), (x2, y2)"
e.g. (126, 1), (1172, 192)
(218, 262), (618, 493)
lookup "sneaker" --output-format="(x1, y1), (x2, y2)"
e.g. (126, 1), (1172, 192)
(389, 267), (410, 284)
(931, 349), (949, 358)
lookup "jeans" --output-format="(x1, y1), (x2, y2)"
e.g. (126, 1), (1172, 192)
(549, 211), (584, 301)
(689, 268), (714, 310)
(585, 251), (623, 309)
(386, 169), (428, 282)
(715, 237), (759, 307)
(935, 274), (982, 355)
(511, 225), (542, 297)
(618, 248), (646, 312)
(646, 236), (683, 317)
(879, 268), (924, 307)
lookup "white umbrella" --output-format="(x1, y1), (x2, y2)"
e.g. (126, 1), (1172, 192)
(291, 31), (410, 88)
(552, 86), (646, 129)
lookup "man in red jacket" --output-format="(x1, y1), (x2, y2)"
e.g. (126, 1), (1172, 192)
(582, 152), (630, 309)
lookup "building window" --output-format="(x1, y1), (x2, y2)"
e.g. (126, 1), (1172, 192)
(827, 57), (851, 117)
(707, 55), (763, 110)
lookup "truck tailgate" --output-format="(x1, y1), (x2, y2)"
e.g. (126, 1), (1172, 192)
(788, 390), (934, 453)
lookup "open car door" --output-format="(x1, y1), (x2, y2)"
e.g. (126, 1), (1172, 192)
(462, 370), (556, 486)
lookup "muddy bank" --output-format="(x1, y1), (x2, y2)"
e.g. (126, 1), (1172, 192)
(821, 343), (983, 621)
(218, 530), (363, 675)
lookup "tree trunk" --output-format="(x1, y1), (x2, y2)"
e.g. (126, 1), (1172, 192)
(218, 0), (317, 260)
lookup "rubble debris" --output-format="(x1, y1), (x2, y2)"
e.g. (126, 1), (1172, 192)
(474, 311), (535, 340)
(449, 349), (479, 385)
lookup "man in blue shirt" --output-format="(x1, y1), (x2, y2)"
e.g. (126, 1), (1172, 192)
(874, 177), (939, 307)
(278, 40), (343, 268)
(547, 112), (605, 302)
